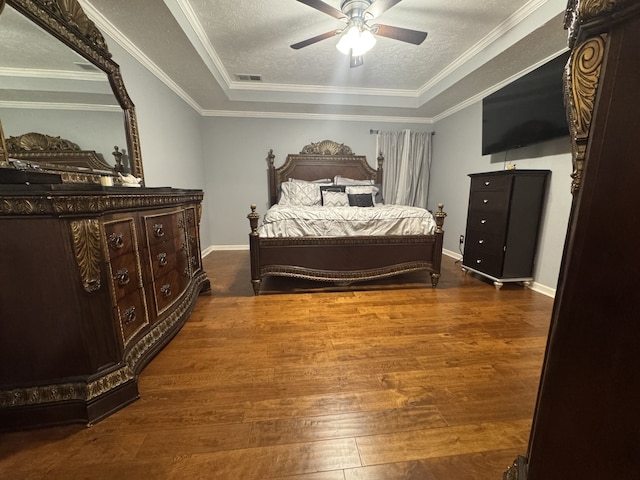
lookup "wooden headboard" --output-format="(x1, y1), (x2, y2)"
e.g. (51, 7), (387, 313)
(267, 140), (384, 207)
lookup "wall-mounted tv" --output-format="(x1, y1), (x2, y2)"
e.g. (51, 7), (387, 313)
(482, 51), (570, 156)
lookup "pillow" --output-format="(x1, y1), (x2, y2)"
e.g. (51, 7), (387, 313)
(322, 190), (349, 207)
(279, 181), (322, 206)
(345, 185), (379, 205)
(348, 193), (374, 207)
(334, 175), (375, 186)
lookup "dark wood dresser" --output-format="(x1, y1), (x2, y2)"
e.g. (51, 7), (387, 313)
(462, 170), (549, 289)
(0, 186), (210, 430)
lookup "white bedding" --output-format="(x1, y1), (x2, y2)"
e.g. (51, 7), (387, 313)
(258, 204), (437, 238)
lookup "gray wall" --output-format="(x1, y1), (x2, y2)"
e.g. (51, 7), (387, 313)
(107, 41), (211, 247)
(200, 116), (433, 247)
(430, 102), (573, 292)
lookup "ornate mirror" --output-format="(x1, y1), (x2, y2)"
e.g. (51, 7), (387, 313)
(0, 0), (144, 183)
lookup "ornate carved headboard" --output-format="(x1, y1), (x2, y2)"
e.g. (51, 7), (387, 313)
(267, 140), (384, 207)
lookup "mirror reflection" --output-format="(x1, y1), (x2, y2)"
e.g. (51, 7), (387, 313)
(0, 4), (128, 170)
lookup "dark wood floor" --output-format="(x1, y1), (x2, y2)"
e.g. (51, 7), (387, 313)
(0, 251), (553, 479)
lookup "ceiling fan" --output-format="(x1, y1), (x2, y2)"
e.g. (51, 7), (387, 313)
(291, 0), (428, 67)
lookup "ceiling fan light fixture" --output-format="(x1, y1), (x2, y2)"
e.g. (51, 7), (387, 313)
(336, 25), (376, 56)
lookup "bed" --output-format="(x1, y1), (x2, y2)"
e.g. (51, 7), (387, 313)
(247, 140), (446, 295)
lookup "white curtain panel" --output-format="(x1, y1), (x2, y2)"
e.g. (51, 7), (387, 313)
(377, 130), (432, 207)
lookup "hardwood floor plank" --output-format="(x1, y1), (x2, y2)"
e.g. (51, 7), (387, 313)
(0, 252), (553, 480)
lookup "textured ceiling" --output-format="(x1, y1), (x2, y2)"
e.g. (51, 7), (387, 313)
(1, 0), (571, 121)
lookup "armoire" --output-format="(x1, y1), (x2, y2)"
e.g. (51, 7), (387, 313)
(504, 1), (640, 478)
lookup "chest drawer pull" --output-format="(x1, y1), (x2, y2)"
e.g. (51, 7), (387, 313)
(483, 199), (489, 204)
(476, 259), (482, 264)
(481, 219), (487, 224)
(153, 223), (165, 238)
(109, 232), (124, 250)
(157, 252), (168, 266)
(114, 268), (130, 286)
(122, 306), (136, 325)
(485, 181), (491, 186)
(478, 239), (484, 244)
(160, 284), (172, 297)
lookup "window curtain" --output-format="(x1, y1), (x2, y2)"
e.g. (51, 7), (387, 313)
(377, 130), (432, 207)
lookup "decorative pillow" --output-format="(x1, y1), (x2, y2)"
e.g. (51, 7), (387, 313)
(334, 175), (375, 186)
(348, 193), (374, 207)
(319, 184), (346, 205)
(279, 181), (322, 206)
(322, 190), (349, 207)
(345, 185), (379, 205)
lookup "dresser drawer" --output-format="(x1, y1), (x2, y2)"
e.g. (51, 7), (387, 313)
(149, 235), (187, 278)
(463, 248), (503, 278)
(470, 175), (512, 193)
(143, 210), (183, 246)
(466, 210), (509, 236)
(464, 231), (504, 256)
(469, 189), (512, 214)
(109, 252), (142, 300)
(103, 218), (136, 258)
(152, 269), (190, 316)
(114, 288), (149, 347)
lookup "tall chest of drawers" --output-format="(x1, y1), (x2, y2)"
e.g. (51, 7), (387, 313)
(0, 187), (210, 430)
(462, 170), (549, 289)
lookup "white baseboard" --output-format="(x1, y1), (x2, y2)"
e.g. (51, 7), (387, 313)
(443, 248), (555, 298)
(202, 245), (249, 257)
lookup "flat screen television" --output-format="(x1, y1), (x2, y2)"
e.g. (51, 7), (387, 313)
(482, 51), (570, 156)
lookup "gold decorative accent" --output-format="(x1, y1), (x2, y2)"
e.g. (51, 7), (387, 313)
(300, 140), (354, 155)
(564, 35), (606, 194)
(247, 204), (260, 236)
(580, 0), (623, 20)
(6, 0), (145, 181)
(434, 203), (447, 234)
(7, 132), (80, 151)
(0, 191), (204, 216)
(70, 218), (102, 292)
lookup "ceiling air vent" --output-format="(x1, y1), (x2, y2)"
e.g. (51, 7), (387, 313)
(235, 73), (262, 81)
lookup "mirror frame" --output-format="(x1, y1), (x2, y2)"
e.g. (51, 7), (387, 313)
(0, 0), (144, 182)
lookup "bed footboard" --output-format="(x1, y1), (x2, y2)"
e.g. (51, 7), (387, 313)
(247, 204), (446, 295)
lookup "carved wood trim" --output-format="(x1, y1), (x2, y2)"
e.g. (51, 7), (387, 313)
(260, 262), (435, 283)
(5, 0), (145, 181)
(0, 191), (204, 216)
(300, 140), (354, 155)
(564, 35), (606, 194)
(70, 218), (102, 292)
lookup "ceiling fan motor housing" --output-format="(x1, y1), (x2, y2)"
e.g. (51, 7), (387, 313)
(340, 0), (375, 21)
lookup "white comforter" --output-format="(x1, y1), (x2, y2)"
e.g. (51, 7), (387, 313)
(258, 204), (437, 237)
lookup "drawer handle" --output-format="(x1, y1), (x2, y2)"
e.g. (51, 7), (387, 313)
(478, 239), (484, 244)
(157, 252), (168, 266)
(109, 232), (124, 250)
(476, 259), (482, 264)
(123, 306), (136, 325)
(485, 181), (491, 186)
(114, 268), (130, 286)
(153, 223), (165, 238)
(481, 219), (487, 224)
(483, 199), (489, 204)
(160, 283), (172, 297)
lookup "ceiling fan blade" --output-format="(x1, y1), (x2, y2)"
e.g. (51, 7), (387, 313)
(364, 0), (403, 18)
(296, 0), (348, 20)
(291, 30), (340, 49)
(373, 24), (428, 45)
(350, 52), (364, 68)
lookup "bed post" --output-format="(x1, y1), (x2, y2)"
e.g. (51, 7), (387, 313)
(376, 152), (384, 184)
(247, 204), (262, 295)
(267, 149), (278, 207)
(431, 203), (447, 287)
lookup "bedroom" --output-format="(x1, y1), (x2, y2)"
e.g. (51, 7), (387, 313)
(2, 0), (638, 478)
